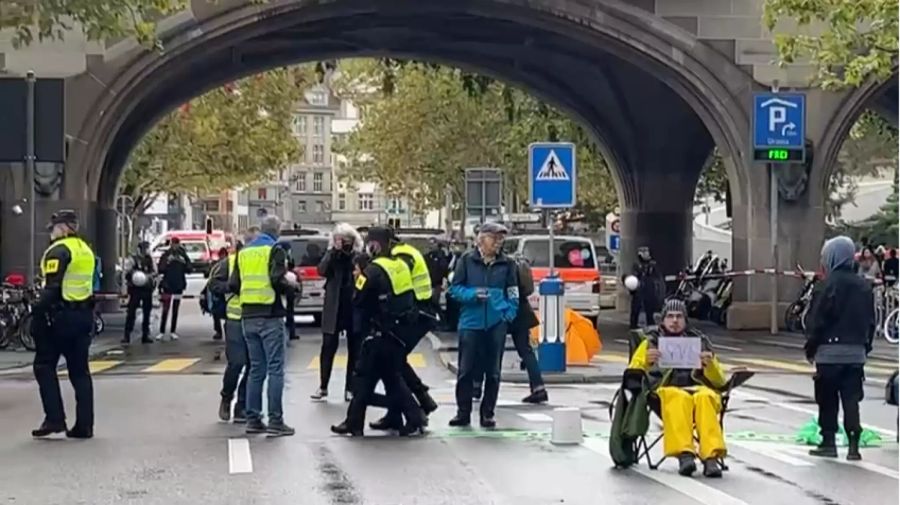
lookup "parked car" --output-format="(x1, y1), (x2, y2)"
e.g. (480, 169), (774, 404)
(149, 230), (229, 277)
(502, 234), (602, 324)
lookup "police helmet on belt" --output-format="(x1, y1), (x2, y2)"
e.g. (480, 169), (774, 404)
(46, 209), (78, 231)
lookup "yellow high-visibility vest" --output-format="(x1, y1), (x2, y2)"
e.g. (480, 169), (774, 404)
(372, 256), (414, 296)
(225, 255), (242, 320)
(238, 245), (275, 305)
(391, 243), (431, 302)
(41, 236), (95, 302)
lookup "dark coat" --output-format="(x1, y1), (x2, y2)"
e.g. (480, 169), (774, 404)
(158, 246), (191, 294)
(510, 259), (539, 332)
(318, 246), (356, 335)
(804, 267), (875, 359)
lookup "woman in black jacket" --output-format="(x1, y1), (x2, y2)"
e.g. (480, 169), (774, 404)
(805, 235), (875, 461)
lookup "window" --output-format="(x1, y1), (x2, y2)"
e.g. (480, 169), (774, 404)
(295, 173), (307, 192)
(315, 201), (325, 213)
(521, 238), (596, 269)
(312, 144), (325, 163)
(257, 187), (267, 200)
(307, 90), (327, 105)
(313, 116), (324, 138)
(359, 192), (374, 211)
(313, 172), (323, 192)
(297, 201), (307, 213)
(292, 115), (306, 135)
(238, 215), (249, 231)
(205, 200), (220, 213)
(337, 193), (346, 210)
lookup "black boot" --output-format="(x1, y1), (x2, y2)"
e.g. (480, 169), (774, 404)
(702, 458), (722, 478)
(416, 391), (439, 415)
(218, 397), (232, 422)
(370, 414), (404, 431)
(847, 432), (862, 461)
(66, 425), (93, 439)
(331, 421), (363, 437)
(809, 432), (838, 458)
(522, 389), (549, 404)
(448, 414), (471, 427)
(677, 453), (697, 476)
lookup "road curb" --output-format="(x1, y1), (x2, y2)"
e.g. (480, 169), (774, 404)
(0, 339), (122, 374)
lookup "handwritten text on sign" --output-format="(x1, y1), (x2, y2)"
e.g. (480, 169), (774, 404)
(657, 337), (702, 369)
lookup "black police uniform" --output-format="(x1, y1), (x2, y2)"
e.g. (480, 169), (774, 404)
(123, 247), (155, 343)
(32, 226), (95, 438)
(332, 256), (425, 436)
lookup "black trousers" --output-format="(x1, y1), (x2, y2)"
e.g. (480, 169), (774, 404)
(33, 309), (94, 429)
(220, 319), (248, 407)
(213, 316), (223, 337)
(124, 289), (152, 340)
(319, 330), (363, 392)
(285, 292), (296, 339)
(814, 363), (864, 437)
(159, 293), (182, 334)
(376, 324), (432, 423)
(629, 294), (658, 329)
(345, 336), (422, 431)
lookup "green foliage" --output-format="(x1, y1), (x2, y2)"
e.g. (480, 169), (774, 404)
(763, 0), (899, 89)
(332, 62), (617, 229)
(121, 66), (310, 215)
(694, 149), (729, 205)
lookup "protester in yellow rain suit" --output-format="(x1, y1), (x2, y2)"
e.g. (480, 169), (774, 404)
(628, 298), (727, 478)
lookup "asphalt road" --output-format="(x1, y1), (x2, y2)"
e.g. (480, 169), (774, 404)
(0, 282), (897, 504)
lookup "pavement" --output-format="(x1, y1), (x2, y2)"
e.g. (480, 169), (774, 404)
(1, 275), (897, 504)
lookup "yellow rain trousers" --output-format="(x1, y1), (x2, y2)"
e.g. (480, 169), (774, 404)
(657, 386), (726, 460)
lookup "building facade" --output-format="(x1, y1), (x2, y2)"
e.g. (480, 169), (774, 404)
(287, 85), (339, 226)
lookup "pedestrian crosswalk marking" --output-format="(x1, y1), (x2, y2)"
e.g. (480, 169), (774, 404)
(306, 353), (427, 370)
(142, 358), (200, 373)
(732, 441), (814, 467)
(779, 444), (899, 479)
(731, 357), (813, 373)
(592, 353), (628, 364)
(60, 360), (123, 376)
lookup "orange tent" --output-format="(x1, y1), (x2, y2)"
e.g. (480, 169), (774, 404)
(530, 308), (602, 365)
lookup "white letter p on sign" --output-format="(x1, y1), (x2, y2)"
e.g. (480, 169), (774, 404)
(769, 106), (786, 132)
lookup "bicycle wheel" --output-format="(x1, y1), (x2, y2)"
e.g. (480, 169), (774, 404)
(17, 313), (35, 351)
(784, 302), (803, 333)
(94, 313), (105, 335)
(884, 309), (899, 344)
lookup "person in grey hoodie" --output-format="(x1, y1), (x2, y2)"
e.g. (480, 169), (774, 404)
(804, 235), (875, 461)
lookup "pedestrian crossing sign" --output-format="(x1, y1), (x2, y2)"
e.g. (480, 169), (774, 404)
(528, 142), (576, 208)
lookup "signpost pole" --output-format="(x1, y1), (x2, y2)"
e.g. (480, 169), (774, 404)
(769, 163), (779, 335)
(25, 71), (36, 284)
(547, 209), (555, 277)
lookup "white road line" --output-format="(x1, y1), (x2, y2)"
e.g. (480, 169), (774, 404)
(582, 438), (750, 505)
(780, 445), (899, 479)
(731, 390), (899, 438)
(519, 413), (553, 422)
(757, 339), (805, 350)
(714, 344), (744, 352)
(731, 441), (813, 467)
(228, 438), (253, 475)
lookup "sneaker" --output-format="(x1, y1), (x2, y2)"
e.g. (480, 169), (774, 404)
(448, 415), (471, 427)
(169, 333), (180, 341)
(233, 407), (247, 424)
(245, 419), (267, 434)
(154, 333), (167, 341)
(677, 453), (696, 476)
(266, 421), (295, 438)
(702, 458), (722, 478)
(218, 398), (231, 422)
(310, 388), (328, 401)
(31, 421), (66, 438)
(522, 389), (549, 404)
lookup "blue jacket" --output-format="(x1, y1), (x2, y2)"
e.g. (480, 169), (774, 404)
(449, 249), (519, 330)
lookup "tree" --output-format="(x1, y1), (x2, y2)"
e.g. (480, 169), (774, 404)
(763, 0), (898, 89)
(121, 66), (310, 220)
(333, 62), (618, 229)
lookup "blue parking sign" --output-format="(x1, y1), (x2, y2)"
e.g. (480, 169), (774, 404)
(528, 142), (576, 208)
(753, 93), (805, 150)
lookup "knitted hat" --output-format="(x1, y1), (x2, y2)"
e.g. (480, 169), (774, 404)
(663, 298), (687, 316)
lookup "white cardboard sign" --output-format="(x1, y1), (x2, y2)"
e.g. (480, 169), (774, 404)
(657, 337), (702, 369)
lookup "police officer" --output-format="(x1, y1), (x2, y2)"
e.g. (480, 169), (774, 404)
(331, 227), (426, 437)
(31, 210), (96, 439)
(627, 246), (664, 329)
(368, 230), (439, 432)
(122, 241), (156, 344)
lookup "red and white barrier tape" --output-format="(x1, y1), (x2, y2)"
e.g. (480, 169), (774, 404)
(662, 269), (897, 284)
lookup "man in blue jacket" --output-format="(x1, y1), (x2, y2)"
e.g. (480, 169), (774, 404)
(448, 222), (519, 428)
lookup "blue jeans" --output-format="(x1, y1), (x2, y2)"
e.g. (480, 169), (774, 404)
(242, 318), (286, 423)
(455, 323), (507, 419)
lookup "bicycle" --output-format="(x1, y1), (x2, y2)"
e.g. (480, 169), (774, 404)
(784, 264), (817, 333)
(0, 283), (36, 351)
(881, 286), (898, 344)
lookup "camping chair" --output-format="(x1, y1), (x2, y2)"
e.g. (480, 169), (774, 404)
(608, 329), (755, 470)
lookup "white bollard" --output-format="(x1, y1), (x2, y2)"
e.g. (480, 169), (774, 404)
(551, 407), (583, 445)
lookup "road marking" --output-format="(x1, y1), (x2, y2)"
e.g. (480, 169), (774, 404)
(61, 360), (123, 376)
(714, 344), (743, 352)
(308, 353), (426, 370)
(757, 339), (805, 350)
(592, 353), (628, 364)
(780, 445), (899, 479)
(582, 438), (749, 505)
(227, 438), (253, 474)
(731, 357), (813, 373)
(732, 441), (814, 466)
(731, 390), (899, 438)
(142, 358), (200, 373)
(518, 413), (553, 422)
